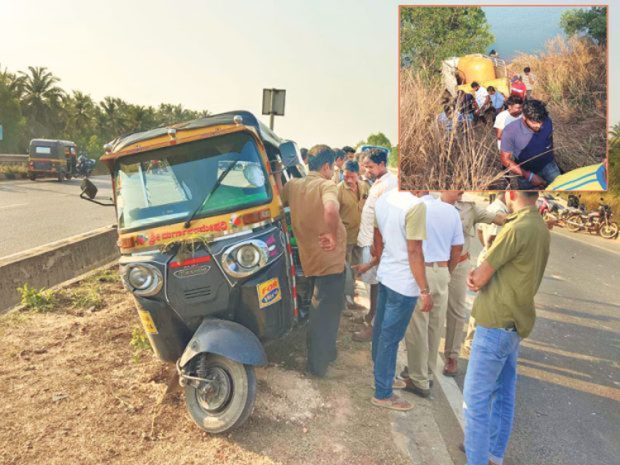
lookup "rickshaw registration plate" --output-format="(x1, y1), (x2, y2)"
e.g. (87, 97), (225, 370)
(257, 278), (282, 309)
(138, 310), (158, 334)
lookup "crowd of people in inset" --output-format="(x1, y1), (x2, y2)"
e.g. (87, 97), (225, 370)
(274, 144), (551, 465)
(439, 66), (561, 190)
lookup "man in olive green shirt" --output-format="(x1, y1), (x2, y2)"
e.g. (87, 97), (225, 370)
(463, 191), (550, 465)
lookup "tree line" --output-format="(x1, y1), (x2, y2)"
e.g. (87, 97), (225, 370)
(0, 65), (209, 156)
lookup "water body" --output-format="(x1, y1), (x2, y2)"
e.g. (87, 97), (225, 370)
(482, 6), (575, 61)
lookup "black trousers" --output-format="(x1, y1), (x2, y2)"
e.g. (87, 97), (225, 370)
(306, 271), (345, 376)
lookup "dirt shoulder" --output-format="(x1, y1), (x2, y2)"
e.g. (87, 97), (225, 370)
(0, 270), (411, 465)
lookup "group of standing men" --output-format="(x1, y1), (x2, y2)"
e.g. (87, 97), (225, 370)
(277, 144), (551, 465)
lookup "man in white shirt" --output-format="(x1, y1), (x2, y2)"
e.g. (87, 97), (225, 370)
(493, 96), (524, 150)
(402, 192), (464, 397)
(367, 190), (432, 411)
(471, 82), (491, 122)
(350, 148), (397, 342)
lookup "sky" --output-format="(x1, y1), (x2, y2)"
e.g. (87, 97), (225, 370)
(0, 0), (617, 148)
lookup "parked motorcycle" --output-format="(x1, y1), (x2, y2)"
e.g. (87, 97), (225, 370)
(566, 200), (618, 239)
(76, 155), (96, 177)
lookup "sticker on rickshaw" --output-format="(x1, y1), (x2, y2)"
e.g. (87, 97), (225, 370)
(257, 278), (282, 309)
(138, 310), (158, 334)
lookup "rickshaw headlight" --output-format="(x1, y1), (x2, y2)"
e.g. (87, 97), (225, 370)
(126, 264), (163, 296)
(222, 240), (269, 278)
(236, 245), (261, 268)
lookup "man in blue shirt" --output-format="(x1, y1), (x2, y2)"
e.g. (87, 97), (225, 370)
(487, 86), (505, 116)
(500, 100), (560, 189)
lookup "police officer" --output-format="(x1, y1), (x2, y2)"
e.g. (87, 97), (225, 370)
(440, 192), (506, 376)
(277, 145), (347, 377)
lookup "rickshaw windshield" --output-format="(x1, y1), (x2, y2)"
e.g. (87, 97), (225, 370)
(114, 131), (272, 231)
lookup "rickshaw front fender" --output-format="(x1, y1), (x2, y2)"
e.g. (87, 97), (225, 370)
(179, 318), (267, 368)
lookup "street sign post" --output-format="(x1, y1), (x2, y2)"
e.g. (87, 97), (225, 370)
(0, 125), (3, 141)
(262, 88), (286, 130)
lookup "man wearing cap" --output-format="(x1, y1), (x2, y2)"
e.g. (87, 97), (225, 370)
(277, 145), (347, 377)
(350, 148), (398, 342)
(402, 192), (464, 398)
(338, 159), (370, 311)
(441, 192), (506, 377)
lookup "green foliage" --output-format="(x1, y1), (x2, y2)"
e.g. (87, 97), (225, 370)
(365, 132), (392, 149)
(130, 326), (152, 362)
(400, 7), (495, 77)
(0, 64), (209, 156)
(17, 284), (57, 312)
(560, 7), (607, 46)
(70, 286), (104, 310)
(0, 164), (28, 179)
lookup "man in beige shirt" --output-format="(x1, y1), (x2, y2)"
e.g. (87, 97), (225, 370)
(440, 192), (506, 376)
(279, 145), (347, 377)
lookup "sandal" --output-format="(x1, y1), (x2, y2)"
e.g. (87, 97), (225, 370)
(371, 394), (414, 411)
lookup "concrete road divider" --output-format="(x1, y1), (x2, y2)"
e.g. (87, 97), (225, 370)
(0, 154), (28, 165)
(0, 225), (119, 312)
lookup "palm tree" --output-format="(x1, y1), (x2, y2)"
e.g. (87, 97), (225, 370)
(19, 66), (65, 135)
(99, 96), (126, 137)
(125, 104), (156, 133)
(65, 91), (95, 134)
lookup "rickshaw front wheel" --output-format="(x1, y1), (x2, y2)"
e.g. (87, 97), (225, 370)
(183, 353), (257, 434)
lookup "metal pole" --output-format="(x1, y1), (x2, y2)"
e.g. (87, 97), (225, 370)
(269, 89), (275, 130)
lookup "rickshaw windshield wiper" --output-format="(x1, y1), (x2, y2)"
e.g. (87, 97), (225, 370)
(183, 159), (240, 229)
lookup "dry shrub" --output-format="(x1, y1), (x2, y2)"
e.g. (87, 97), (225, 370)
(400, 36), (607, 189)
(399, 70), (511, 190)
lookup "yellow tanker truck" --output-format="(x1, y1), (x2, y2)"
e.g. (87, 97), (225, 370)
(442, 54), (510, 98)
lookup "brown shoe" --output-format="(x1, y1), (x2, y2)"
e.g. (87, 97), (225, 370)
(443, 357), (458, 377)
(352, 323), (373, 342)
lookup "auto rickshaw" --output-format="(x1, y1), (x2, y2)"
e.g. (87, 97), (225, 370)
(80, 111), (308, 433)
(28, 139), (78, 181)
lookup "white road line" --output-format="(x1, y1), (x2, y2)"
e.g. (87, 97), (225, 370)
(435, 366), (465, 431)
(552, 229), (620, 256)
(0, 203), (28, 210)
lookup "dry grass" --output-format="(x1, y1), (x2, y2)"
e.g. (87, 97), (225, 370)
(399, 36), (607, 190)
(399, 71), (511, 190)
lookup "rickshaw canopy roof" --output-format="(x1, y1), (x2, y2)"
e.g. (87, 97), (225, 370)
(106, 111), (284, 155)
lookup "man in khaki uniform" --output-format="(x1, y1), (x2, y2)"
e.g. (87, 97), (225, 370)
(441, 192), (506, 376)
(338, 160), (370, 309)
(402, 192), (463, 397)
(279, 145), (347, 377)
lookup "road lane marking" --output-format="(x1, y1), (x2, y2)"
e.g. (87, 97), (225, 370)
(0, 203), (28, 210)
(521, 339), (615, 365)
(517, 364), (620, 403)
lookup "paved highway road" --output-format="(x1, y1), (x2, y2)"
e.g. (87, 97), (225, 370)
(0, 177), (116, 258)
(455, 229), (620, 465)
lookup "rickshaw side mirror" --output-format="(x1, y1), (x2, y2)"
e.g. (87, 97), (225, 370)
(81, 178), (98, 199)
(79, 178), (115, 206)
(279, 140), (302, 168)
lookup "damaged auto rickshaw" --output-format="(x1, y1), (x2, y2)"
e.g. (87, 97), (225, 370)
(80, 111), (308, 433)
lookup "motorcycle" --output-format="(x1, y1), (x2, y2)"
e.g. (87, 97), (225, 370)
(566, 200), (619, 239)
(76, 155), (96, 177)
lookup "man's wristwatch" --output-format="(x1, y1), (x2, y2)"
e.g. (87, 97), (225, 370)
(420, 288), (430, 295)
